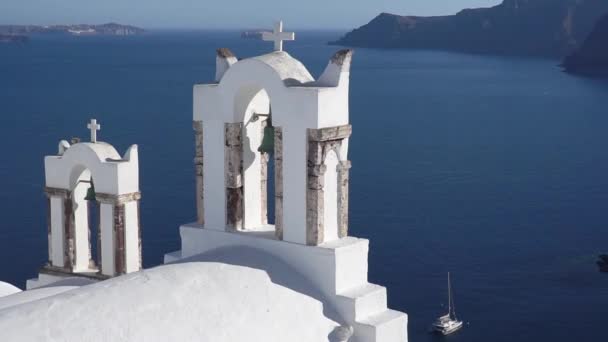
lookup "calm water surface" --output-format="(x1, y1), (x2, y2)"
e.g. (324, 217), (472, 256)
(1, 31), (607, 342)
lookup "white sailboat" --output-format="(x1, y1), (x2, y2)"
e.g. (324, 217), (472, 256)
(431, 272), (463, 335)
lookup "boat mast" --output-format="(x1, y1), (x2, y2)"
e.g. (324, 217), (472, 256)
(447, 272), (452, 316)
(448, 272), (457, 320)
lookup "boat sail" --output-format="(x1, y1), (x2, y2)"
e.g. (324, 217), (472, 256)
(431, 272), (463, 335)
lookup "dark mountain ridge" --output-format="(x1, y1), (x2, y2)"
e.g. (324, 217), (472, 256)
(562, 14), (608, 76)
(332, 0), (608, 57)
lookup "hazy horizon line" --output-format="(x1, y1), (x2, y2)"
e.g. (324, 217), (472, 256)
(0, 22), (355, 31)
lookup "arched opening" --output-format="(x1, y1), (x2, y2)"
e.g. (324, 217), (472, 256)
(238, 87), (278, 232)
(323, 150), (339, 242)
(70, 167), (100, 273)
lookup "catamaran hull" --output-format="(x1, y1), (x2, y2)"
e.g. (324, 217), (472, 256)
(439, 322), (463, 335)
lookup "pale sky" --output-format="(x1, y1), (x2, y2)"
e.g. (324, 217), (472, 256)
(1, 0), (503, 29)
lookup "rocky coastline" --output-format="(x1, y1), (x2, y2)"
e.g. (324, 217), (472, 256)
(562, 14), (608, 77)
(332, 0), (608, 57)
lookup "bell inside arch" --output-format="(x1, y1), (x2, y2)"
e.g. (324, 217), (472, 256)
(84, 180), (97, 201)
(258, 115), (274, 154)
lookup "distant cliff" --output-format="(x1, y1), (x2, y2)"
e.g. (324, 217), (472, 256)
(0, 23), (144, 36)
(332, 0), (608, 57)
(0, 34), (28, 43)
(562, 14), (608, 76)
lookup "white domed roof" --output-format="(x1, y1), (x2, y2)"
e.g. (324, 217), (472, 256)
(64, 142), (122, 161)
(0, 262), (340, 342)
(250, 51), (315, 86)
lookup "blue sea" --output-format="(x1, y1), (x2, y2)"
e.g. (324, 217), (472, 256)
(1, 31), (607, 342)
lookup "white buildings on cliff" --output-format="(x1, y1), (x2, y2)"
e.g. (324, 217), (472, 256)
(0, 22), (408, 342)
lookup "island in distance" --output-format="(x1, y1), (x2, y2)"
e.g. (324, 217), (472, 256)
(332, 0), (608, 57)
(562, 14), (608, 76)
(0, 34), (28, 43)
(0, 23), (144, 38)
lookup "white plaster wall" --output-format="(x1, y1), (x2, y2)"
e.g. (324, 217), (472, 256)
(340, 138), (350, 161)
(323, 150), (339, 243)
(333, 240), (369, 294)
(100, 203), (115, 276)
(124, 201), (140, 273)
(177, 224), (368, 298)
(202, 120), (226, 230)
(72, 180), (90, 271)
(243, 125), (262, 227)
(45, 143), (139, 196)
(317, 87), (350, 129)
(281, 124), (308, 243)
(50, 197), (65, 267)
(242, 89), (270, 229)
(116, 145), (140, 195)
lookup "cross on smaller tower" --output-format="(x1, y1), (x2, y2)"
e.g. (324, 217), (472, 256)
(262, 21), (295, 52)
(87, 119), (101, 143)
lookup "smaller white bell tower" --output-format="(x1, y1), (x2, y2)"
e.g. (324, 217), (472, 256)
(27, 119), (142, 289)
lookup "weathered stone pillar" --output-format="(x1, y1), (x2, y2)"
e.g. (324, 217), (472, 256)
(225, 123), (243, 230)
(274, 127), (284, 239)
(306, 125), (352, 246)
(113, 203), (126, 275)
(194, 121), (205, 225)
(97, 192), (142, 277)
(306, 160), (326, 246)
(337, 160), (352, 238)
(46, 197), (52, 265)
(64, 194), (75, 271)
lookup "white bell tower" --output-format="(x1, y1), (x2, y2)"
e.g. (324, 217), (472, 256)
(165, 22), (408, 342)
(28, 119), (142, 289)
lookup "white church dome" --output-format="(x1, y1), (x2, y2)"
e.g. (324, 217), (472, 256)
(63, 141), (122, 161)
(0, 260), (341, 342)
(245, 51), (315, 86)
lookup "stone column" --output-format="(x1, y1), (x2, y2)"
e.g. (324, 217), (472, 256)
(306, 125), (352, 246)
(225, 123), (243, 230)
(306, 138), (326, 245)
(63, 194), (75, 271)
(97, 192), (142, 277)
(194, 121), (205, 225)
(274, 127), (284, 239)
(337, 160), (352, 238)
(46, 196), (52, 265)
(113, 203), (126, 275)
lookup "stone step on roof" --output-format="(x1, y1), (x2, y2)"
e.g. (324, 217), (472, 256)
(336, 283), (387, 322)
(354, 309), (408, 342)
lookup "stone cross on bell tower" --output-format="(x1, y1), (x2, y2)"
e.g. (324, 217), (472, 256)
(87, 118), (100, 143)
(262, 20), (295, 51)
